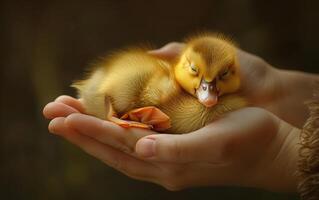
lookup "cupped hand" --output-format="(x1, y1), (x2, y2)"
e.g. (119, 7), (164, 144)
(43, 96), (300, 192)
(150, 42), (317, 128)
(149, 42), (277, 105)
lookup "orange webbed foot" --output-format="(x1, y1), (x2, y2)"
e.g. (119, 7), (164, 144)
(120, 106), (171, 132)
(108, 116), (152, 130)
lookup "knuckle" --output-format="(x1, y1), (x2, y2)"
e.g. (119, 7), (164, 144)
(252, 55), (267, 66)
(164, 42), (184, 52)
(246, 51), (268, 67)
(167, 42), (181, 47)
(167, 139), (184, 161)
(54, 95), (68, 102)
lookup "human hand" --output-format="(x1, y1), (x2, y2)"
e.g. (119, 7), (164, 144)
(150, 43), (318, 128)
(43, 96), (300, 192)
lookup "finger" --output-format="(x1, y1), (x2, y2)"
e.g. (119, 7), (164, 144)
(49, 117), (160, 182)
(43, 102), (79, 119)
(148, 42), (185, 60)
(135, 107), (279, 164)
(135, 131), (220, 164)
(55, 95), (86, 113)
(48, 117), (67, 134)
(65, 113), (154, 153)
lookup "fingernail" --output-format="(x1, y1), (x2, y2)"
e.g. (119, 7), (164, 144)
(48, 126), (58, 135)
(48, 118), (61, 135)
(137, 138), (155, 158)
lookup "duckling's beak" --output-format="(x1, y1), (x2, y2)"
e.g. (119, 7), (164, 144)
(196, 79), (218, 107)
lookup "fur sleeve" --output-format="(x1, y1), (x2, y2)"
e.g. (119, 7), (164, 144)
(298, 89), (319, 200)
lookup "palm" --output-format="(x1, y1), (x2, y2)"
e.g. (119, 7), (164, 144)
(43, 95), (297, 191)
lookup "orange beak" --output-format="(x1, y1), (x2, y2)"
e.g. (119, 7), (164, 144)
(196, 79), (218, 107)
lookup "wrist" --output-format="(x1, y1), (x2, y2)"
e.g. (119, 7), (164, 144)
(277, 69), (318, 100)
(253, 121), (300, 192)
(273, 69), (318, 127)
(268, 124), (300, 192)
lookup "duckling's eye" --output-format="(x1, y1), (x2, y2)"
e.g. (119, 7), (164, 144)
(219, 68), (230, 80)
(189, 63), (198, 75)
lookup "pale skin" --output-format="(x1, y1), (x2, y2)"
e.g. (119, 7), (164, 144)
(43, 43), (318, 192)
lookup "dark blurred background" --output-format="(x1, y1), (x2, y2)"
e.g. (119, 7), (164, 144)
(1, 0), (318, 199)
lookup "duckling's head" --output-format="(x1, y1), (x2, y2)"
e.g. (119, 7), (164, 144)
(174, 36), (241, 107)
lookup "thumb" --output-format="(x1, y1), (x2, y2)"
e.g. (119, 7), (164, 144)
(148, 42), (185, 60)
(135, 132), (215, 163)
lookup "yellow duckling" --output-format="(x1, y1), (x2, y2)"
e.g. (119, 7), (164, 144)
(73, 34), (246, 134)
